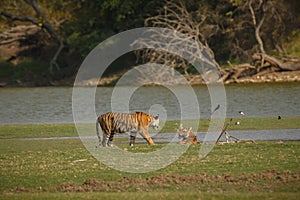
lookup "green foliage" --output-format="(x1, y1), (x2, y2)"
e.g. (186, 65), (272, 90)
(0, 59), (50, 83)
(61, 0), (163, 57)
(0, 0), (299, 84)
(283, 31), (300, 58)
(0, 61), (14, 79)
(228, 0), (243, 6)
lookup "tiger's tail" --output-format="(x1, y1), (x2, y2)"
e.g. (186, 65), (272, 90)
(96, 118), (101, 147)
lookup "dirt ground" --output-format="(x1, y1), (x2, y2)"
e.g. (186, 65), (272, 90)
(224, 71), (300, 84)
(8, 170), (300, 193)
(188, 71), (300, 85)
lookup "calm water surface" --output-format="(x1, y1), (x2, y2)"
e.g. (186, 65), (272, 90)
(0, 83), (299, 125)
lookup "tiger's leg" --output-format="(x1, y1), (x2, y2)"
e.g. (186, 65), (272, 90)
(96, 119), (101, 147)
(144, 137), (155, 145)
(129, 132), (137, 146)
(107, 131), (115, 147)
(139, 128), (155, 145)
(102, 133), (110, 147)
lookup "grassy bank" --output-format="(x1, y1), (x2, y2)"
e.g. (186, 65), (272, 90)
(0, 119), (299, 199)
(0, 116), (299, 139)
(3, 192), (300, 200)
(0, 139), (299, 198)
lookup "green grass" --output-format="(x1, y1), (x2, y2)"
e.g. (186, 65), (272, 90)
(0, 124), (77, 139)
(2, 192), (300, 200)
(0, 121), (299, 199)
(0, 116), (299, 139)
(0, 139), (299, 196)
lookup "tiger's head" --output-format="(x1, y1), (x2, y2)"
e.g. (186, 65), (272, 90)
(177, 124), (193, 140)
(149, 114), (160, 130)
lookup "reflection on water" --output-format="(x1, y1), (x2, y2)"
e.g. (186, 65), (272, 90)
(0, 83), (299, 125)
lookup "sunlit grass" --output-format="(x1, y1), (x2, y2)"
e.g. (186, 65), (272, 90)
(0, 120), (299, 198)
(0, 139), (299, 193)
(0, 124), (77, 139)
(0, 117), (299, 139)
(2, 191), (300, 200)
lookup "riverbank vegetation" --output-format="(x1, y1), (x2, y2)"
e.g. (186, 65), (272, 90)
(0, 0), (300, 86)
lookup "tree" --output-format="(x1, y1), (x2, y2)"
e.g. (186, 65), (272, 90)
(228, 0), (297, 59)
(0, 0), (78, 72)
(248, 0), (266, 69)
(1, 0), (299, 85)
(133, 0), (223, 81)
(0, 0), (164, 81)
(62, 0), (163, 58)
(228, 0), (300, 72)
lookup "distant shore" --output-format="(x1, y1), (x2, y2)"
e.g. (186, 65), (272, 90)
(1, 70), (300, 87)
(66, 70), (300, 87)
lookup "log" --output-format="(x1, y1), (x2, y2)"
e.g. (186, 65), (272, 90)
(221, 63), (257, 83)
(253, 53), (300, 71)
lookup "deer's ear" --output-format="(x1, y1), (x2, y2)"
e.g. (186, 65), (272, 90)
(179, 124), (183, 128)
(189, 127), (192, 131)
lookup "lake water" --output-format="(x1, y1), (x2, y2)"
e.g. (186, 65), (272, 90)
(0, 83), (299, 125)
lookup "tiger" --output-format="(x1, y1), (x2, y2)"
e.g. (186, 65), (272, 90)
(177, 124), (198, 144)
(96, 111), (159, 147)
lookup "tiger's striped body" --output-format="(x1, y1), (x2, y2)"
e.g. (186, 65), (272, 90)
(96, 112), (159, 147)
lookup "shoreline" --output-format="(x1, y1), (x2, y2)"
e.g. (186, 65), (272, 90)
(1, 70), (300, 88)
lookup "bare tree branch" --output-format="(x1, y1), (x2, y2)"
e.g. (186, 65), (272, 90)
(0, 0), (65, 73)
(133, 0), (222, 82)
(24, 0), (45, 18)
(248, 0), (266, 70)
(0, 11), (38, 25)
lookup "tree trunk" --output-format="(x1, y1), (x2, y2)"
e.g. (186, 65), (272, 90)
(248, 0), (266, 71)
(0, 0), (65, 72)
(252, 53), (300, 71)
